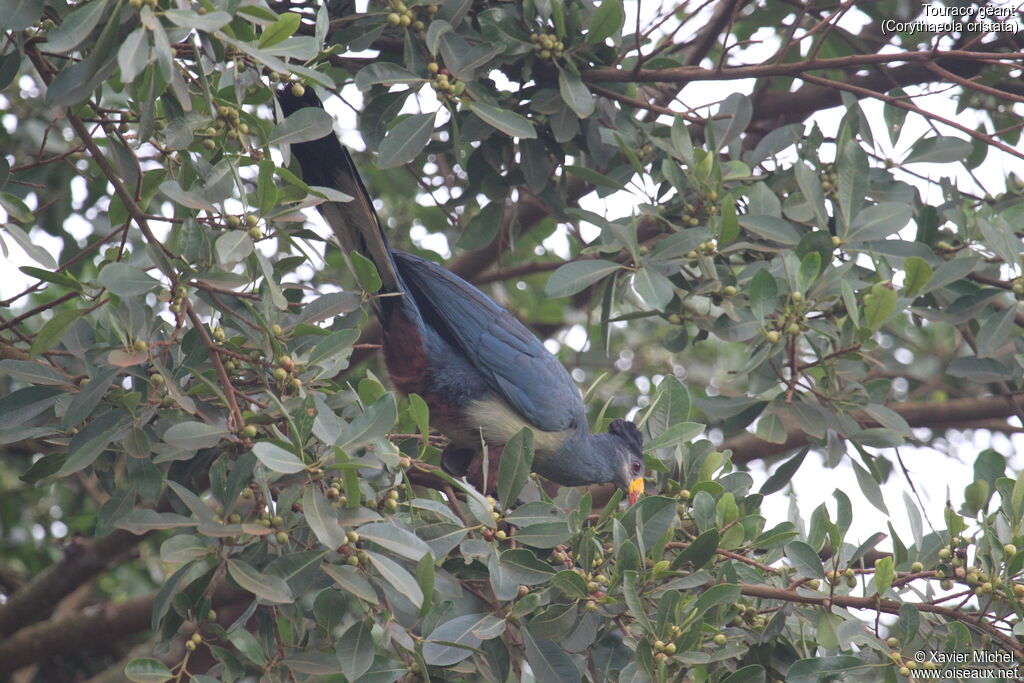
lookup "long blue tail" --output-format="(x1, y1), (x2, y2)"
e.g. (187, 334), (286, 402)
(275, 87), (402, 315)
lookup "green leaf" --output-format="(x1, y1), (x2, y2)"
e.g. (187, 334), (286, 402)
(522, 627), (580, 683)
(116, 510), (196, 534)
(615, 570), (649, 634)
(671, 529), (719, 570)
(722, 665), (767, 683)
(216, 231), (254, 264)
(587, 0), (625, 44)
(846, 203), (912, 242)
(851, 460), (888, 515)
(646, 376), (690, 437)
(691, 583), (741, 618)
(514, 522), (571, 548)
(164, 9), (232, 32)
(755, 412), (786, 444)
(268, 107), (334, 145)
(163, 422), (229, 450)
(645, 421), (704, 451)
(98, 262), (160, 297)
(218, 33), (334, 87)
(797, 252), (820, 292)
(227, 559), (294, 603)
(499, 548), (556, 584)
(749, 269), (778, 324)
(354, 62), (422, 90)
(976, 305), (1015, 358)
(545, 259), (622, 297)
(59, 411), (128, 476)
(46, 0), (111, 54)
(63, 366), (120, 428)
(159, 180), (213, 211)
(377, 113), (435, 168)
(336, 621), (375, 680)
(631, 267), (674, 310)
(358, 521), (432, 561)
(19, 266), (81, 291)
(297, 293), (362, 325)
(467, 102), (537, 139)
(558, 67), (594, 118)
(124, 658), (173, 683)
(456, 201), (502, 250)
(424, 613), (492, 666)
(902, 256), (932, 297)
(0, 360), (69, 386)
(347, 250), (383, 294)
(115, 33), (149, 88)
(862, 286), (897, 331)
(671, 117), (694, 164)
(44, 45), (117, 109)
(30, 307), (86, 357)
(629, 495), (679, 549)
(963, 480), (989, 516)
(505, 501), (566, 527)
(227, 627), (269, 666)
(339, 393), (397, 450)
(794, 163), (829, 231)
(738, 215), (801, 245)
(836, 141), (868, 229)
(366, 550), (423, 608)
(903, 136), (973, 164)
(497, 428), (534, 505)
(257, 160), (278, 215)
(0, 0), (43, 30)
(415, 552), (435, 614)
(760, 447), (808, 495)
(787, 656), (868, 683)
(785, 541), (825, 579)
(978, 216), (1020, 268)
(160, 535), (209, 564)
(303, 486), (347, 550)
(883, 89), (907, 146)
(321, 562), (379, 604)
(562, 164), (622, 189)
(874, 555), (894, 595)
(259, 13), (300, 48)
(252, 441), (306, 474)
(710, 94), (753, 151)
(4, 222), (54, 267)
(19, 452), (65, 483)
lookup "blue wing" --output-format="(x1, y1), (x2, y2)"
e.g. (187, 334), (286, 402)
(393, 251), (583, 433)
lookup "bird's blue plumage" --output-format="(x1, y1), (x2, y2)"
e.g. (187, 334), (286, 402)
(275, 87), (645, 498)
(391, 251), (582, 434)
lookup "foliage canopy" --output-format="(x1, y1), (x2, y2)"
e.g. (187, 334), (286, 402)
(1, 0), (1024, 681)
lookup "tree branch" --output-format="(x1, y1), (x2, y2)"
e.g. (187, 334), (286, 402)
(725, 396), (1024, 463)
(0, 584), (248, 677)
(0, 530), (152, 638)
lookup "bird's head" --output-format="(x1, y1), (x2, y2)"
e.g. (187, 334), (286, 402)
(608, 418), (645, 504)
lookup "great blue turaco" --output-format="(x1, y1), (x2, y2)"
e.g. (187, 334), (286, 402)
(276, 87), (646, 504)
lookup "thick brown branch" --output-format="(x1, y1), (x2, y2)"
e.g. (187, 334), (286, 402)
(725, 396), (1024, 463)
(738, 582), (1023, 657)
(0, 584), (247, 677)
(585, 49), (1023, 84)
(0, 530), (152, 638)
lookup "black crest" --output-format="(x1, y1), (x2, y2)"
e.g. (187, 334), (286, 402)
(609, 419), (643, 454)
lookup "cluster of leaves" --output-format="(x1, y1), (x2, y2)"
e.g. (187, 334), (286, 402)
(2, 0), (1024, 681)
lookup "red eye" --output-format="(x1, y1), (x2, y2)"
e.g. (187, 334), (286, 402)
(631, 461), (641, 474)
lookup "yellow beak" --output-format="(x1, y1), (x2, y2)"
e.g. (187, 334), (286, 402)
(628, 477), (645, 505)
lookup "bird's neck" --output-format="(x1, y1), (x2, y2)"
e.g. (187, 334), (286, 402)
(541, 430), (617, 487)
